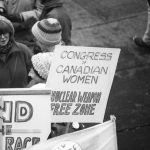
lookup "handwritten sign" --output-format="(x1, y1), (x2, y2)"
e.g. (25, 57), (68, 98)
(0, 89), (51, 150)
(46, 46), (120, 123)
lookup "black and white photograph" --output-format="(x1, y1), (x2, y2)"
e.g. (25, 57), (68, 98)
(0, 0), (150, 150)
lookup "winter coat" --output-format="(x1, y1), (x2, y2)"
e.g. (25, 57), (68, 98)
(0, 42), (32, 88)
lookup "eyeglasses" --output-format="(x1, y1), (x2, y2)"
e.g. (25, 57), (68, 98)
(0, 33), (9, 39)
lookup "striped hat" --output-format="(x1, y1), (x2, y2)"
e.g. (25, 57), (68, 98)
(32, 18), (62, 46)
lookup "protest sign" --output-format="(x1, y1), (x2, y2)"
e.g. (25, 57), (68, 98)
(46, 46), (120, 123)
(25, 116), (118, 150)
(0, 88), (51, 150)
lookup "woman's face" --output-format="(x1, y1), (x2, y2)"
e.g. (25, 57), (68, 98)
(0, 33), (10, 46)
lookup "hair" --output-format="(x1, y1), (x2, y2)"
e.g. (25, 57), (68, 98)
(0, 21), (14, 41)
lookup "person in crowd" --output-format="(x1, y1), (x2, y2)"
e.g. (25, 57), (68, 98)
(0, 0), (44, 47)
(31, 17), (62, 54)
(27, 17), (62, 85)
(40, 0), (72, 45)
(133, 0), (150, 48)
(28, 17), (84, 137)
(28, 52), (85, 137)
(0, 0), (72, 45)
(28, 52), (53, 88)
(0, 15), (32, 88)
(0, 0), (44, 31)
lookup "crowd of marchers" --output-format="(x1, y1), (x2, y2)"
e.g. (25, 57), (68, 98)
(0, 0), (89, 140)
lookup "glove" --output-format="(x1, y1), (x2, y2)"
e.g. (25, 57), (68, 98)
(6, 14), (24, 23)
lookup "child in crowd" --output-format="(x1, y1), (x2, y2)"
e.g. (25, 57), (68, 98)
(28, 51), (85, 138)
(27, 17), (61, 87)
(28, 52), (53, 88)
(28, 17), (84, 137)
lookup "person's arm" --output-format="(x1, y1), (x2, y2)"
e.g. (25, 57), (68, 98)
(20, 0), (44, 22)
(6, 0), (44, 23)
(20, 9), (40, 22)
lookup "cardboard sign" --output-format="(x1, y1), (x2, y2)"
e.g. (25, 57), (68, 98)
(46, 46), (120, 123)
(0, 89), (51, 150)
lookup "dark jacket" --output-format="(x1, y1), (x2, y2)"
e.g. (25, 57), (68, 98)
(0, 42), (32, 88)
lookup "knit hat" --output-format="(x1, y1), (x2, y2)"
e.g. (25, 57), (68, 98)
(0, 15), (14, 35)
(32, 18), (62, 46)
(31, 52), (53, 80)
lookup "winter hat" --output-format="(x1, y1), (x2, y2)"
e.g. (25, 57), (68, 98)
(0, 15), (14, 35)
(32, 18), (62, 46)
(31, 52), (53, 80)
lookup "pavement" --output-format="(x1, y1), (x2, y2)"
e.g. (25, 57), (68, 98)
(62, 0), (150, 149)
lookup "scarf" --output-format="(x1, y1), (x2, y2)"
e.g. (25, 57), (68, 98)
(40, 0), (63, 20)
(0, 41), (12, 55)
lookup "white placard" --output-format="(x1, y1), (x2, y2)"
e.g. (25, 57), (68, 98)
(0, 89), (51, 150)
(46, 46), (120, 123)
